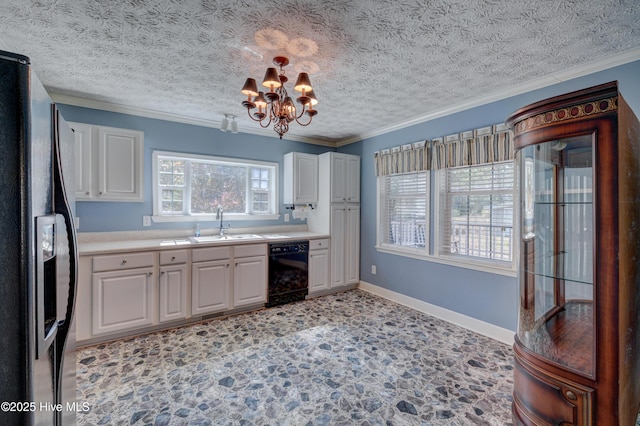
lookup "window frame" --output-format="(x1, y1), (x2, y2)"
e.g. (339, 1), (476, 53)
(376, 171), (430, 257)
(152, 150), (280, 222)
(432, 160), (516, 275)
(375, 161), (517, 277)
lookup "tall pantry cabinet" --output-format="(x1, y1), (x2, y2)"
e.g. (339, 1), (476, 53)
(308, 152), (361, 289)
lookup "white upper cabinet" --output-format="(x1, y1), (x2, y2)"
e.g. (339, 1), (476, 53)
(345, 155), (361, 203)
(283, 152), (318, 204)
(97, 126), (144, 201)
(69, 122), (144, 202)
(71, 122), (93, 200)
(330, 153), (360, 203)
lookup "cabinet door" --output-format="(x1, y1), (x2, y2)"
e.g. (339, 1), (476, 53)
(346, 155), (360, 203)
(345, 205), (360, 284)
(285, 152), (318, 204)
(96, 126), (144, 201)
(70, 122), (93, 200)
(233, 256), (267, 307)
(309, 249), (330, 294)
(92, 267), (155, 335)
(159, 264), (188, 323)
(331, 154), (348, 203)
(191, 260), (230, 315)
(330, 205), (346, 287)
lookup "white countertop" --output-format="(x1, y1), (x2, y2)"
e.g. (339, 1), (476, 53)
(78, 231), (329, 256)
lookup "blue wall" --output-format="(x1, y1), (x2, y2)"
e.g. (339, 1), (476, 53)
(338, 60), (640, 332)
(57, 105), (334, 232)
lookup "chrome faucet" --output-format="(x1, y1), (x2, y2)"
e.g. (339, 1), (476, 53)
(216, 205), (225, 236)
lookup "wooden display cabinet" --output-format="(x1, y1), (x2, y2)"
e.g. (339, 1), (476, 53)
(507, 82), (640, 425)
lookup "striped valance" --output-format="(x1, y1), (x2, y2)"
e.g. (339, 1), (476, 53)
(431, 123), (513, 169)
(374, 141), (429, 177)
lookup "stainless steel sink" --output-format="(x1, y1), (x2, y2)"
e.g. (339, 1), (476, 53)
(190, 234), (264, 243)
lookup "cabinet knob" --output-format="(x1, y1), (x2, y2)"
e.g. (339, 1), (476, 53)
(121, 259), (127, 265)
(85, 191), (90, 195)
(235, 262), (238, 267)
(99, 191), (103, 195)
(160, 271), (165, 275)
(147, 272), (153, 277)
(171, 256), (176, 261)
(226, 264), (229, 268)
(565, 390), (577, 401)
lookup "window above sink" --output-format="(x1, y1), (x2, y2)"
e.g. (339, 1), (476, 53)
(151, 151), (280, 223)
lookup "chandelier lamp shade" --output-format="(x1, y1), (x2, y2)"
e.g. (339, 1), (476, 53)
(241, 56), (318, 139)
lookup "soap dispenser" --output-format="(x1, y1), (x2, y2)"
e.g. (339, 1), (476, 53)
(195, 223), (201, 237)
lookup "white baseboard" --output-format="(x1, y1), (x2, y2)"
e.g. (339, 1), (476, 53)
(357, 281), (515, 346)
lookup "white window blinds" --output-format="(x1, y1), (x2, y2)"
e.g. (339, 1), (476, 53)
(379, 172), (428, 249)
(438, 161), (514, 263)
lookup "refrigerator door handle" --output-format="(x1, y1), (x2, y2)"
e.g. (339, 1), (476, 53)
(53, 106), (78, 330)
(35, 215), (58, 360)
(55, 214), (72, 326)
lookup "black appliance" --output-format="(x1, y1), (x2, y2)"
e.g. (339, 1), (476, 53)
(0, 51), (78, 425)
(267, 241), (309, 307)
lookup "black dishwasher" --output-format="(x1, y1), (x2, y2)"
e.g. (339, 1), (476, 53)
(267, 241), (309, 307)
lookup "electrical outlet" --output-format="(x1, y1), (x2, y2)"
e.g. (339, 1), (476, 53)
(284, 213), (290, 222)
(371, 265), (377, 274)
(142, 215), (151, 227)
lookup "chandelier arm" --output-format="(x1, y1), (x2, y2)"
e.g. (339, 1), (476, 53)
(245, 108), (275, 128)
(295, 104), (308, 120)
(294, 115), (314, 127)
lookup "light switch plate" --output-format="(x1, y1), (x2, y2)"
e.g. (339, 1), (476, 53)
(143, 215), (151, 227)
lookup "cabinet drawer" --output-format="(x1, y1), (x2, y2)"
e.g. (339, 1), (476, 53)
(160, 249), (188, 265)
(192, 246), (231, 262)
(93, 252), (155, 272)
(513, 356), (593, 425)
(234, 243), (267, 258)
(310, 239), (329, 250)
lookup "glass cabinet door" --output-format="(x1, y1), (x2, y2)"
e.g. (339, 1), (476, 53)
(517, 134), (594, 377)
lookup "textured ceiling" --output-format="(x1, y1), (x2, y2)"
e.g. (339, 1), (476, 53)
(1, 0), (639, 145)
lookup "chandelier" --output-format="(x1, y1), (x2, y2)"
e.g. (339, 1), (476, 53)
(240, 56), (318, 139)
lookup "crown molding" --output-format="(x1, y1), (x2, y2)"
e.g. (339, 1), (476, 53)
(339, 48), (640, 146)
(49, 93), (338, 147)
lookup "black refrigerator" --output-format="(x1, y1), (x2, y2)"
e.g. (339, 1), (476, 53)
(0, 51), (78, 425)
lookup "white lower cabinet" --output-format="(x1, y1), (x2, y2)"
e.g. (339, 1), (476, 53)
(159, 265), (188, 322)
(92, 267), (155, 335)
(159, 249), (189, 323)
(191, 259), (231, 316)
(309, 239), (330, 294)
(233, 256), (266, 307)
(345, 205), (360, 284)
(330, 204), (360, 287)
(233, 244), (267, 307)
(78, 242), (270, 344)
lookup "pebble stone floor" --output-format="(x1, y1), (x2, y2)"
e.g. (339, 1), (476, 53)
(76, 290), (516, 425)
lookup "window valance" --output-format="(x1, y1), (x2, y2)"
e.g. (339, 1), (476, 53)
(431, 123), (513, 169)
(374, 141), (429, 177)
